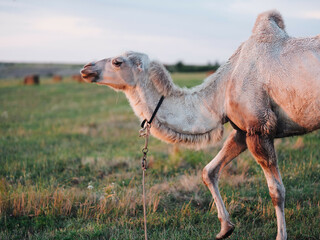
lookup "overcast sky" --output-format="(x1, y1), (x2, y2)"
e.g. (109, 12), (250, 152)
(0, 0), (320, 64)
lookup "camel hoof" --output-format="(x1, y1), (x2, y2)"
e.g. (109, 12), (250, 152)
(215, 221), (235, 240)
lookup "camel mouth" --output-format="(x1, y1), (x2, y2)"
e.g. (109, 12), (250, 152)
(80, 67), (100, 83)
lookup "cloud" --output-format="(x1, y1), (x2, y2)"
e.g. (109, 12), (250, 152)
(229, 0), (320, 19)
(1, 0), (319, 63)
(32, 15), (103, 37)
(0, 12), (102, 42)
(300, 11), (320, 20)
(0, 11), (104, 61)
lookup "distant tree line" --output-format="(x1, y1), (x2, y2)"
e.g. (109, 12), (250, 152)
(164, 61), (220, 73)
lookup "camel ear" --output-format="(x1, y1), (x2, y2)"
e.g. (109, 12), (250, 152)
(137, 62), (143, 72)
(126, 52), (150, 73)
(130, 54), (147, 72)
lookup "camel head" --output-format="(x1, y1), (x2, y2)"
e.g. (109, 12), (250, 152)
(80, 51), (149, 90)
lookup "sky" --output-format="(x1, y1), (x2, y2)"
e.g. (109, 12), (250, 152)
(0, 0), (320, 64)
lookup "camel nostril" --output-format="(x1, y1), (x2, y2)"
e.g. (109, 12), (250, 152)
(83, 62), (95, 68)
(80, 68), (86, 75)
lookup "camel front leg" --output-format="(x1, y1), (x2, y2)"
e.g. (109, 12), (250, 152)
(246, 135), (287, 240)
(202, 130), (247, 239)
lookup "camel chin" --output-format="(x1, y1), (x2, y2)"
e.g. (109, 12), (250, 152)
(80, 75), (98, 83)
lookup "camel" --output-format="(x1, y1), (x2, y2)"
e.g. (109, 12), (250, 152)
(80, 10), (320, 240)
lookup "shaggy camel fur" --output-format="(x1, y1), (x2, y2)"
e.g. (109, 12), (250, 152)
(81, 10), (320, 240)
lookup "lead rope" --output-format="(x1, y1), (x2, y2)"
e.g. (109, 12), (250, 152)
(139, 123), (150, 240)
(138, 96), (165, 240)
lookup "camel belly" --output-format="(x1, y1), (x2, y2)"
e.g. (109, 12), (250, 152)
(272, 105), (312, 137)
(268, 48), (320, 135)
(270, 92), (320, 137)
(225, 90), (320, 138)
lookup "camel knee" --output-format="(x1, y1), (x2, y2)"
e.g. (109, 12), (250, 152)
(269, 184), (285, 206)
(202, 167), (211, 187)
(202, 165), (218, 187)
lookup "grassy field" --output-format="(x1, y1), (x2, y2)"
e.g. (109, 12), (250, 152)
(0, 74), (319, 240)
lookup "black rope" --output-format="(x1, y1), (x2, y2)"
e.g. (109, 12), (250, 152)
(141, 96), (165, 128)
(138, 96), (165, 240)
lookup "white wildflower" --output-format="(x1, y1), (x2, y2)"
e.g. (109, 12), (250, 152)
(1, 111), (8, 119)
(87, 182), (94, 190)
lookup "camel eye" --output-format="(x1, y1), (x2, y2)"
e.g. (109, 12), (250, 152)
(112, 58), (123, 67)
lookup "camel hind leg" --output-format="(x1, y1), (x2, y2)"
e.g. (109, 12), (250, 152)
(202, 130), (247, 239)
(246, 134), (287, 240)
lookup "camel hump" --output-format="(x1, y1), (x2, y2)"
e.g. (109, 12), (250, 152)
(253, 10), (285, 32)
(252, 10), (287, 41)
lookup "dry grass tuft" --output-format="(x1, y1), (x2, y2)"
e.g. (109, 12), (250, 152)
(292, 136), (304, 149)
(0, 182), (141, 219)
(147, 170), (205, 207)
(221, 158), (252, 187)
(176, 172), (202, 193)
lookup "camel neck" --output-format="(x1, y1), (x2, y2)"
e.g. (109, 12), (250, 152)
(124, 62), (230, 148)
(140, 95), (165, 128)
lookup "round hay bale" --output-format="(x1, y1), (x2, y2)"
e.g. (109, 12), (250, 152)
(72, 74), (84, 83)
(24, 75), (40, 85)
(53, 75), (62, 82)
(206, 70), (216, 77)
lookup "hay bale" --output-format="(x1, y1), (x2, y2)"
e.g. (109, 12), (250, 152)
(53, 75), (62, 82)
(24, 75), (39, 85)
(206, 70), (216, 77)
(72, 74), (84, 83)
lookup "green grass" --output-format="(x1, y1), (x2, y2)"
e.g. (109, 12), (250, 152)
(0, 75), (319, 240)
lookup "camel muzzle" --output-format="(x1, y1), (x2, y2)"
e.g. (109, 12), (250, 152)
(80, 62), (101, 83)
